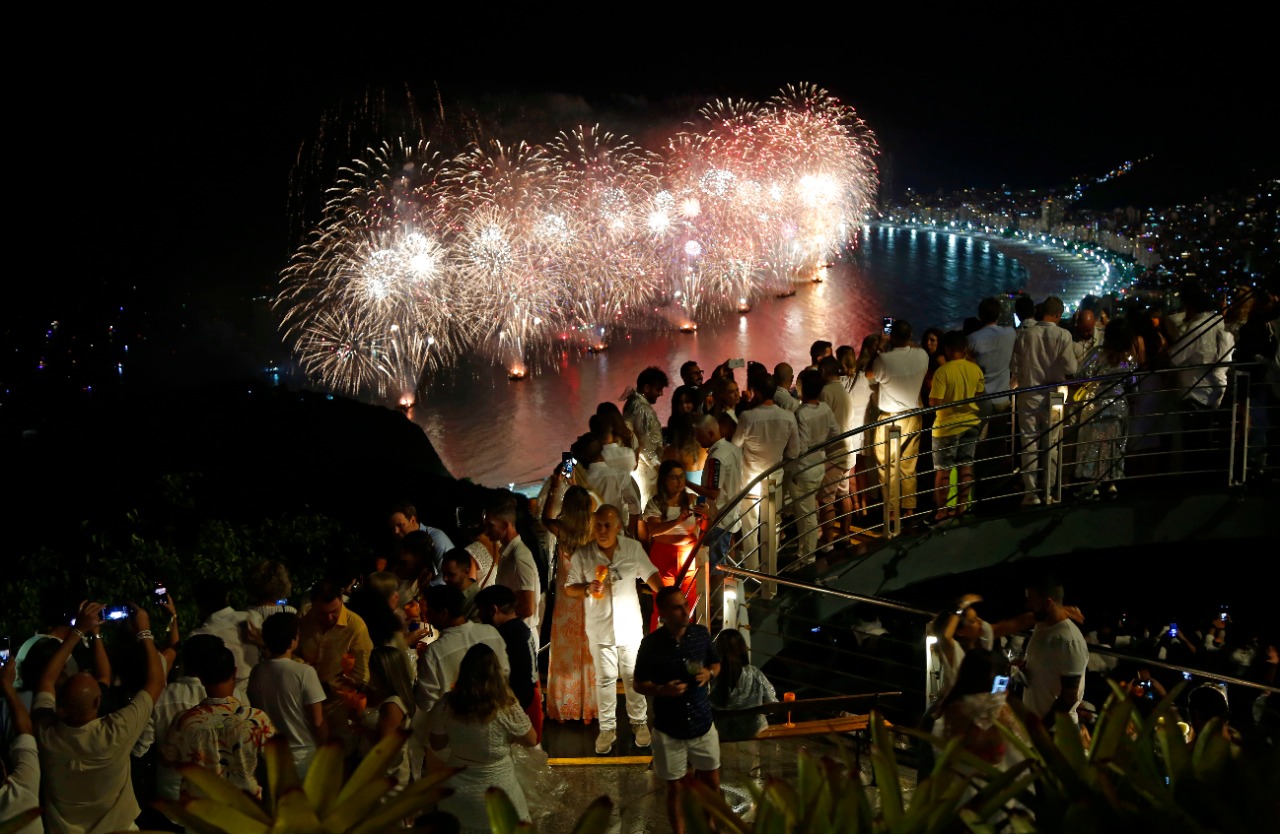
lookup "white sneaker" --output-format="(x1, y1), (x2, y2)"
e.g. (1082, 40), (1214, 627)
(1020, 495), (1042, 507)
(595, 728), (616, 755)
(633, 722), (652, 748)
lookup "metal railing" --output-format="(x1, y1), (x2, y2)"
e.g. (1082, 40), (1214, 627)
(684, 359), (1274, 627)
(655, 352), (1276, 725)
(712, 566), (1280, 732)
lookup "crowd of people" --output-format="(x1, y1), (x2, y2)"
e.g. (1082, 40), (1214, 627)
(925, 576), (1279, 781)
(2, 282), (1274, 834)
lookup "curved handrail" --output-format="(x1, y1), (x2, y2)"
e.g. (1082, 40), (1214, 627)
(720, 566), (1280, 697)
(692, 358), (1262, 541)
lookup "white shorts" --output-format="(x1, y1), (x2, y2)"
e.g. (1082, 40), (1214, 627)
(651, 724), (721, 781)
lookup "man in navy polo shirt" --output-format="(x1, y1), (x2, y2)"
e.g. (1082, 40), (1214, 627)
(634, 586), (722, 834)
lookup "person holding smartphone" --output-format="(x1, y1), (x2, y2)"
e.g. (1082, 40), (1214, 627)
(933, 648), (1030, 781)
(1, 649), (40, 834)
(33, 601), (166, 833)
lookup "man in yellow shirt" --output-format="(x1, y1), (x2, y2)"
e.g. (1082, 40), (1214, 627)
(929, 331), (985, 521)
(297, 579), (374, 690)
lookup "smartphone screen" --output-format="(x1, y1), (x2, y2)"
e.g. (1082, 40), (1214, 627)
(1, 636), (10, 664)
(882, 316), (893, 334)
(102, 606), (130, 622)
(154, 582), (168, 605)
(562, 452), (575, 477)
(991, 674), (1009, 694)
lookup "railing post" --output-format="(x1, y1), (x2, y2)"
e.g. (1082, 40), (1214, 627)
(1231, 369), (1248, 485)
(1049, 389), (1066, 504)
(698, 541), (711, 627)
(761, 472), (780, 599)
(722, 576), (739, 631)
(886, 425), (902, 538)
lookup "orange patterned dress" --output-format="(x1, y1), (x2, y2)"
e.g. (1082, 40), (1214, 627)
(546, 543), (599, 722)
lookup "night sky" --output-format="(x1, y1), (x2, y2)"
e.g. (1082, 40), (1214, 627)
(17, 13), (1273, 319)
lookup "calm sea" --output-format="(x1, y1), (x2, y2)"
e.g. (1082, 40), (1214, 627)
(408, 226), (1095, 487)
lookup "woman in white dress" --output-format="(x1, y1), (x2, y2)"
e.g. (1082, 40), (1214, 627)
(358, 646), (415, 803)
(428, 644), (538, 834)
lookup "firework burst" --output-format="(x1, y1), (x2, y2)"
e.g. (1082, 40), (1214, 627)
(278, 84), (878, 402)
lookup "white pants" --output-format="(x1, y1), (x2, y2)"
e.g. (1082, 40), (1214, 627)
(590, 642), (646, 731)
(787, 465), (824, 560)
(1017, 394), (1058, 494)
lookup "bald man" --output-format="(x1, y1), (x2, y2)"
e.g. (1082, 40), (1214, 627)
(1072, 309), (1100, 366)
(566, 505), (662, 755)
(34, 602), (166, 834)
(772, 363), (800, 412)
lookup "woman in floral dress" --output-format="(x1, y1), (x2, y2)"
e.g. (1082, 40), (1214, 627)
(540, 474), (598, 722)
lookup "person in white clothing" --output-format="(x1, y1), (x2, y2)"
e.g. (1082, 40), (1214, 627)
(414, 585), (511, 714)
(34, 602), (165, 834)
(134, 634), (222, 801)
(624, 366), (669, 508)
(247, 613), (327, 777)
(818, 356), (856, 548)
(1021, 576), (1089, 725)
(772, 363), (800, 412)
(591, 413), (638, 475)
(409, 584), (511, 779)
(1168, 286), (1236, 472)
(866, 321), (930, 521)
(1, 653), (40, 834)
(789, 369), (839, 562)
(565, 505), (662, 755)
(576, 433), (642, 534)
(483, 495), (541, 647)
(1010, 297), (1078, 504)
(732, 370), (800, 569)
(688, 414), (745, 567)
(190, 583), (253, 703)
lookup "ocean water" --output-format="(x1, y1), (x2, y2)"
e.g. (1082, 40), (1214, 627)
(408, 226), (1096, 487)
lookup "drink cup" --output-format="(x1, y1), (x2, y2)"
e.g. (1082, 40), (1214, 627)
(592, 565), (609, 599)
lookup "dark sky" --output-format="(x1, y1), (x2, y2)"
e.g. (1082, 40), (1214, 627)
(20, 13), (1273, 309)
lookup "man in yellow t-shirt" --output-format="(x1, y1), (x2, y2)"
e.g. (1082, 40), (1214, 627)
(929, 331), (985, 520)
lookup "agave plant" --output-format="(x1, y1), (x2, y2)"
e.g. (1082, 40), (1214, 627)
(485, 790), (613, 834)
(994, 682), (1280, 834)
(153, 730), (454, 834)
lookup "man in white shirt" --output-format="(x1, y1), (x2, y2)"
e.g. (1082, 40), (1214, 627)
(866, 320), (930, 522)
(1, 654), (40, 834)
(689, 413), (745, 566)
(247, 613), (327, 778)
(133, 634), (221, 801)
(577, 434), (642, 534)
(624, 366), (669, 508)
(565, 505), (662, 755)
(818, 356), (856, 548)
(1168, 287), (1236, 473)
(1021, 576), (1089, 725)
(790, 369), (839, 562)
(190, 583), (253, 702)
(1010, 297), (1078, 504)
(414, 585), (510, 714)
(34, 602), (166, 834)
(483, 495), (542, 649)
(732, 370), (800, 569)
(772, 363), (800, 412)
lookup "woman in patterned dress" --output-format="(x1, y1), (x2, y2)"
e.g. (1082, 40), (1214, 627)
(540, 474), (599, 723)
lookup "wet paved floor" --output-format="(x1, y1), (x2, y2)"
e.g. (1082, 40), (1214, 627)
(535, 718), (918, 833)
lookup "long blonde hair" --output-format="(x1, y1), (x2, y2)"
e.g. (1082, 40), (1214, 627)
(557, 485), (595, 552)
(446, 644), (516, 722)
